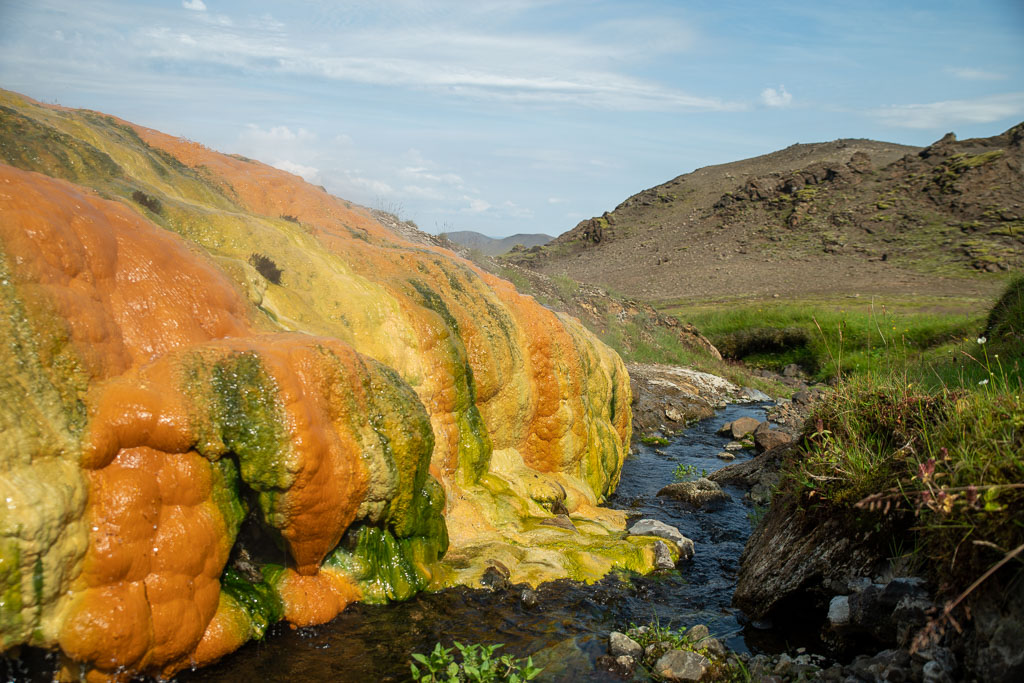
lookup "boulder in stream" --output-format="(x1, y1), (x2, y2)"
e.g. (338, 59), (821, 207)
(628, 519), (695, 560)
(658, 478), (731, 507)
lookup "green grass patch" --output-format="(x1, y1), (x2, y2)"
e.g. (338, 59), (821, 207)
(674, 300), (984, 383)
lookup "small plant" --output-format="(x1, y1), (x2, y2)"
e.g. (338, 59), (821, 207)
(280, 214), (299, 223)
(410, 642), (542, 682)
(248, 253), (283, 285)
(672, 463), (707, 481)
(640, 435), (669, 447)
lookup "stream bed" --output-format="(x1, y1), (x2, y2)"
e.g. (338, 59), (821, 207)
(178, 402), (775, 682)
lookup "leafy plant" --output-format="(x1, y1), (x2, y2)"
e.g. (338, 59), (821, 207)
(672, 463), (707, 481)
(410, 642), (542, 683)
(640, 435), (669, 447)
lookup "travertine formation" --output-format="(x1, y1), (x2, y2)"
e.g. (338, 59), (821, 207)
(0, 90), (650, 679)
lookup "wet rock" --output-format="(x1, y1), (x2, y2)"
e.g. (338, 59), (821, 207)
(716, 451), (736, 460)
(718, 416), (760, 439)
(480, 562), (511, 591)
(628, 518), (695, 559)
(596, 654), (635, 677)
(724, 440), (746, 451)
(519, 587), (538, 608)
(609, 631), (643, 659)
(653, 540), (676, 569)
(654, 649), (710, 681)
(665, 407), (684, 422)
(658, 478), (731, 508)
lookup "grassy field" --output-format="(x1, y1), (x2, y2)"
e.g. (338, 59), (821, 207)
(664, 292), (1019, 389)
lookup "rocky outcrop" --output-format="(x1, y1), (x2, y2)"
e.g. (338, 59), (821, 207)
(628, 363), (760, 438)
(0, 90), (647, 679)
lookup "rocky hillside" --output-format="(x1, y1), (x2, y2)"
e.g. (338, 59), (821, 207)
(440, 230), (553, 256)
(0, 90), (659, 680)
(508, 128), (1023, 302)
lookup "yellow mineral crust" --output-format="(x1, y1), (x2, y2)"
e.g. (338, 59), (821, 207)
(0, 90), (644, 679)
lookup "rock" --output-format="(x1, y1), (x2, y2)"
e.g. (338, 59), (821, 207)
(519, 588), (539, 608)
(734, 504), (883, 620)
(480, 562), (512, 591)
(628, 519), (694, 559)
(687, 624), (710, 642)
(782, 363), (803, 377)
(539, 514), (577, 532)
(609, 631), (643, 659)
(754, 427), (792, 452)
(654, 649), (710, 682)
(653, 541), (676, 569)
(724, 440), (746, 451)
(728, 416), (760, 438)
(658, 478), (731, 508)
(596, 654), (634, 677)
(791, 388), (821, 406)
(702, 637), (726, 659)
(665, 407), (684, 422)
(828, 595), (851, 626)
(742, 387), (772, 402)
(716, 451), (736, 460)
(717, 421), (733, 436)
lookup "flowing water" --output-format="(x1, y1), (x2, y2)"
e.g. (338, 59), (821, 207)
(3, 403), (776, 682)
(178, 402), (773, 682)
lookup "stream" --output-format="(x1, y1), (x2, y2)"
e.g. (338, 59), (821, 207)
(2, 402), (777, 682)
(179, 402), (774, 682)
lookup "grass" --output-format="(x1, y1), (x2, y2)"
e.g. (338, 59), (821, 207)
(772, 276), (1024, 625)
(671, 298), (985, 383)
(593, 313), (786, 397)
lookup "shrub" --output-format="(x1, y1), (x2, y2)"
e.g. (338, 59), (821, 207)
(248, 253), (283, 285)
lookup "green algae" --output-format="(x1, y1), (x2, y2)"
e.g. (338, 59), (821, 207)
(209, 457), (248, 542)
(219, 568), (283, 639)
(186, 351), (291, 526)
(324, 520), (446, 603)
(0, 541), (22, 646)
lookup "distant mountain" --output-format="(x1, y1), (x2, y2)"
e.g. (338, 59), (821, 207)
(507, 128), (1023, 303)
(441, 230), (553, 256)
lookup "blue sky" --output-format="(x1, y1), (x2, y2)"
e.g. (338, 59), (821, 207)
(1, 1), (1023, 238)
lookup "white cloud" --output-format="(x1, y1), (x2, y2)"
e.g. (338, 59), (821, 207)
(761, 85), (792, 108)
(135, 24), (741, 112)
(946, 67), (1005, 81)
(463, 197), (492, 213)
(182, 0), (207, 11)
(872, 93), (1024, 129)
(240, 124), (315, 143)
(547, 197), (565, 204)
(273, 160), (320, 183)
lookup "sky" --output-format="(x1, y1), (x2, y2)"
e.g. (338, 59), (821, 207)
(1, 1), (1023, 238)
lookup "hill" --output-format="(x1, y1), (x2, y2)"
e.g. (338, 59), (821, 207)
(440, 230), (553, 256)
(507, 129), (1023, 303)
